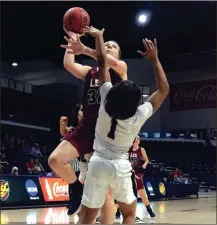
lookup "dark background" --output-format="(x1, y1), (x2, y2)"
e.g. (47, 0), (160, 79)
(1, 1), (216, 63)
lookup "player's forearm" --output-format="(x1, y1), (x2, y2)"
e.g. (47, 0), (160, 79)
(60, 124), (68, 136)
(143, 160), (149, 167)
(96, 33), (106, 65)
(151, 59), (169, 94)
(95, 33), (110, 86)
(63, 44), (76, 68)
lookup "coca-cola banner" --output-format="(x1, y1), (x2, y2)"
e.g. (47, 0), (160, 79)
(170, 79), (217, 111)
(39, 177), (69, 202)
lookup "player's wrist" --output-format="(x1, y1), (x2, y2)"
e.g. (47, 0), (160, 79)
(83, 45), (87, 54)
(150, 57), (159, 64)
(95, 32), (104, 40)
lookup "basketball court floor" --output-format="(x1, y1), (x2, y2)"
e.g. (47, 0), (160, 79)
(1, 193), (216, 224)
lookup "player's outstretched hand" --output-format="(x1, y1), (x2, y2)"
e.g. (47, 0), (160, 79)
(60, 26), (86, 55)
(137, 38), (158, 62)
(83, 26), (105, 38)
(60, 116), (68, 125)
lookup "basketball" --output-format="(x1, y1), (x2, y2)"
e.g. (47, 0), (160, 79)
(63, 7), (90, 34)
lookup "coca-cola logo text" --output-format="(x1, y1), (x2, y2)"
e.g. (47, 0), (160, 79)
(173, 84), (217, 104)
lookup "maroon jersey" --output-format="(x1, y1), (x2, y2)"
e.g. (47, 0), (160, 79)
(80, 67), (122, 127)
(82, 67), (101, 125)
(129, 146), (143, 172)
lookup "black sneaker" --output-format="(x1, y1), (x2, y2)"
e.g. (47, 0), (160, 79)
(146, 205), (156, 218)
(67, 181), (83, 216)
(135, 217), (146, 223)
(96, 217), (100, 224)
(115, 209), (121, 219)
(147, 209), (156, 218)
(67, 201), (82, 216)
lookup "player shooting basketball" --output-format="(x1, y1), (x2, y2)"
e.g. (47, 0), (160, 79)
(49, 25), (127, 221)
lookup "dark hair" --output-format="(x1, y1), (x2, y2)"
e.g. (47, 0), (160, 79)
(70, 104), (82, 127)
(72, 104), (82, 115)
(104, 80), (141, 120)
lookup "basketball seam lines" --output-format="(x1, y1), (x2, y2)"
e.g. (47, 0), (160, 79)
(79, 8), (83, 34)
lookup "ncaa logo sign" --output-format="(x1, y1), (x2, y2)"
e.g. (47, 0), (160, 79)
(25, 179), (38, 197)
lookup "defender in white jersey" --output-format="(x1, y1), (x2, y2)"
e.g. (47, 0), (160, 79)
(79, 26), (169, 224)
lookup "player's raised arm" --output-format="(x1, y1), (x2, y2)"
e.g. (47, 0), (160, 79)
(61, 27), (91, 80)
(84, 26), (111, 87)
(138, 38), (169, 113)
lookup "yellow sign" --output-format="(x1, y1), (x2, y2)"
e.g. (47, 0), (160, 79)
(0, 180), (10, 201)
(159, 182), (166, 195)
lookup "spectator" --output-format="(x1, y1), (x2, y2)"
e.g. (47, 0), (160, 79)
(24, 143), (31, 154)
(172, 167), (182, 178)
(34, 158), (44, 174)
(42, 146), (48, 156)
(30, 143), (42, 158)
(0, 153), (10, 173)
(0, 153), (9, 166)
(25, 158), (36, 174)
(11, 166), (19, 175)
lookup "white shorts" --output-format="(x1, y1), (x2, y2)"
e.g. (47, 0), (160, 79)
(78, 153), (93, 184)
(81, 155), (136, 208)
(78, 161), (88, 184)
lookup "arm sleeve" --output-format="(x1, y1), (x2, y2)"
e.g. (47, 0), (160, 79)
(100, 82), (113, 104)
(137, 102), (153, 120)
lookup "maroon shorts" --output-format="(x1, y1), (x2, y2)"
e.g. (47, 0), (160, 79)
(135, 171), (144, 190)
(63, 125), (95, 160)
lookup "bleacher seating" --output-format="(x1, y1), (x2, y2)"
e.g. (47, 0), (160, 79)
(141, 140), (216, 188)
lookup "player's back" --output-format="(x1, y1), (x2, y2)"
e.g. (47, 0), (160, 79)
(93, 82), (153, 159)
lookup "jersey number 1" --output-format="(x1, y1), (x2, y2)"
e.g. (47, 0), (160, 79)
(107, 118), (117, 140)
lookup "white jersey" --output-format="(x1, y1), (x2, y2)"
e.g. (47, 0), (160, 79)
(93, 82), (153, 160)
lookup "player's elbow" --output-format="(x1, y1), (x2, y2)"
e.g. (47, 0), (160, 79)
(63, 60), (73, 72)
(160, 82), (170, 96)
(165, 82), (170, 93)
(60, 131), (65, 136)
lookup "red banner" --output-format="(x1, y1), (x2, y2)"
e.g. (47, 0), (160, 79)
(39, 177), (69, 202)
(170, 79), (216, 111)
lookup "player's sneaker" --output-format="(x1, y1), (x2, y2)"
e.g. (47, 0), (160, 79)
(146, 205), (156, 218)
(135, 217), (147, 223)
(95, 217), (100, 224)
(67, 181), (83, 216)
